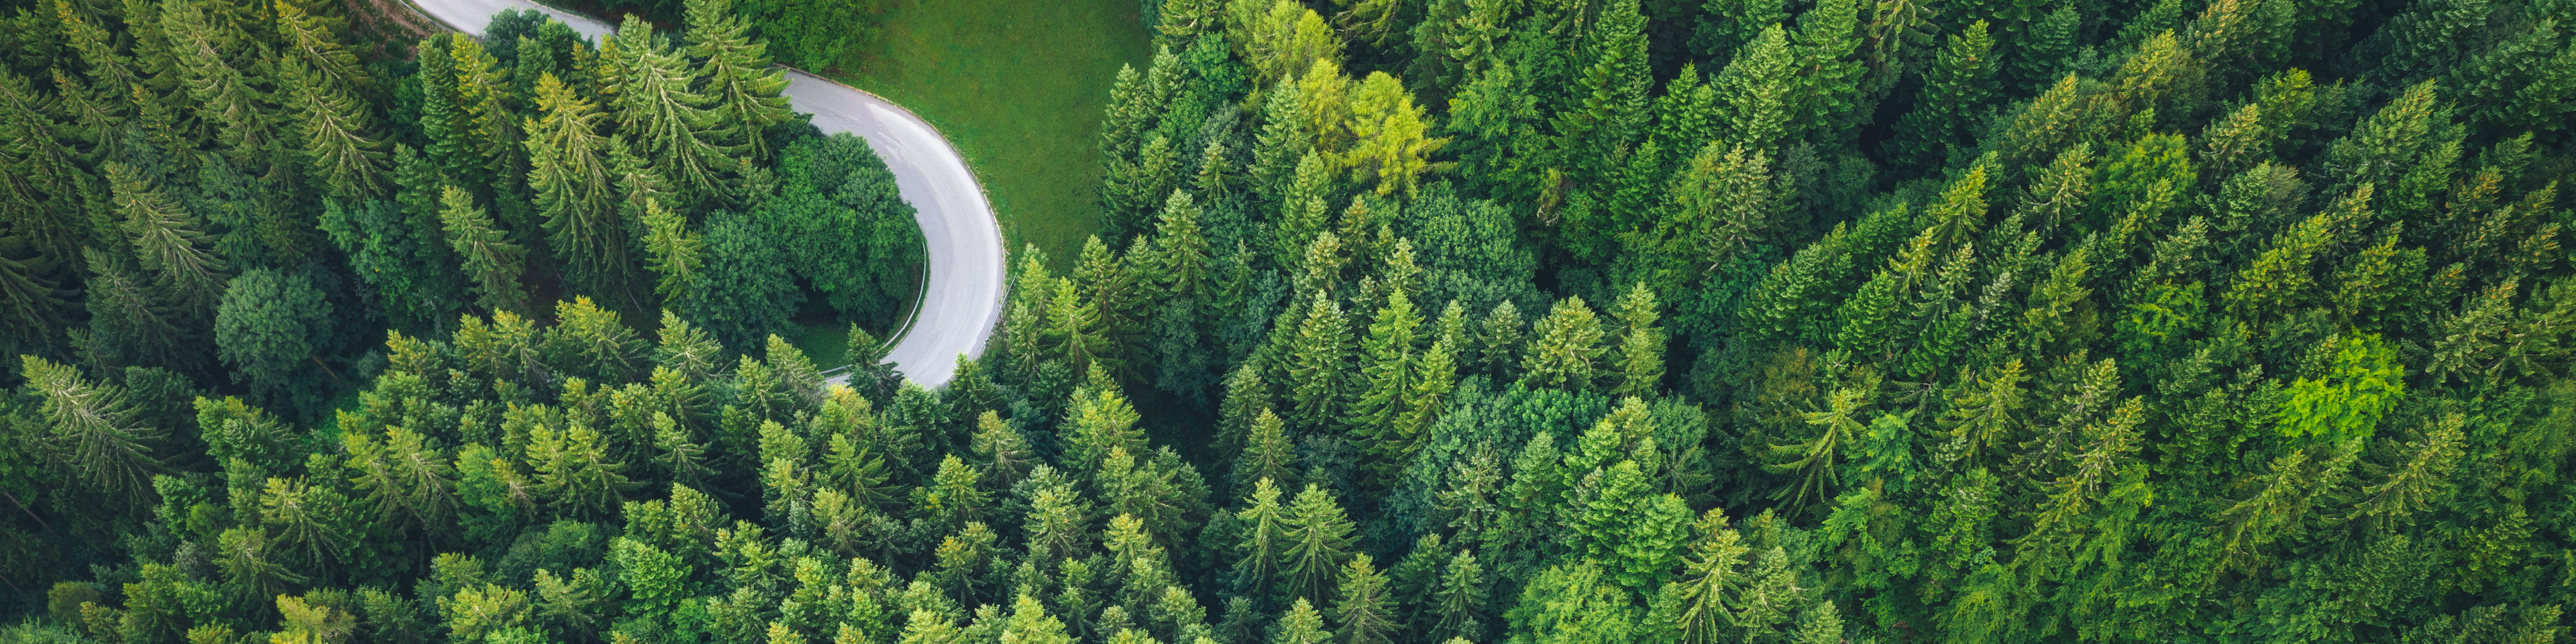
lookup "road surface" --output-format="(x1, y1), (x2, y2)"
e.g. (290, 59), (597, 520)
(405, 0), (1006, 388)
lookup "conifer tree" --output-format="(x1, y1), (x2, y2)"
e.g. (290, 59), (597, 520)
(1711, 25), (1796, 150)
(439, 185), (529, 315)
(1428, 549), (1485, 643)
(1239, 409), (1301, 492)
(1654, 143), (1775, 286)
(608, 16), (735, 205)
(80, 249), (198, 371)
(1519, 297), (1605, 391)
(280, 56), (386, 199)
(527, 73), (629, 298)
(1556, 0), (1650, 177)
(449, 36), (525, 194)
(1767, 384), (1869, 510)
(1478, 300), (1524, 376)
(1281, 484), (1356, 604)
(160, 0), (276, 168)
(1788, 0), (1866, 142)
(640, 198), (705, 309)
(21, 356), (162, 504)
(1233, 477), (1291, 604)
(1275, 598), (1335, 644)
(272, 0), (367, 93)
(107, 162), (228, 313)
(965, 413), (1034, 492)
(1064, 376), (1148, 478)
(685, 0), (793, 160)
(1346, 284), (1419, 437)
(1332, 554), (1397, 644)
(1611, 283), (1664, 398)
(1891, 21), (1996, 168)
(1217, 364), (1271, 459)
(1285, 293), (1352, 427)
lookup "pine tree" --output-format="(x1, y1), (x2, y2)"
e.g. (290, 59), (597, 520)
(608, 16), (735, 205)
(107, 162), (228, 313)
(1346, 284), (1419, 439)
(1332, 554), (1396, 644)
(80, 249), (199, 371)
(1389, 334), (1458, 468)
(279, 56), (386, 199)
(439, 185), (530, 315)
(527, 72), (629, 298)
(1711, 25), (1795, 151)
(640, 198), (705, 310)
(21, 356), (162, 504)
(971, 411), (1036, 491)
(1611, 283), (1664, 398)
(1477, 300), (1524, 376)
(1519, 297), (1605, 391)
(1285, 293), (1352, 428)
(272, 0), (367, 93)
(1064, 375), (1149, 478)
(1788, 0), (1865, 143)
(1230, 476), (1290, 605)
(1342, 72), (1445, 198)
(1654, 143), (1776, 286)
(1428, 549), (1485, 643)
(1239, 409), (1301, 494)
(685, 0), (792, 160)
(1275, 598), (1335, 644)
(1766, 384), (1868, 511)
(1890, 21), (1995, 168)
(159, 0), (276, 168)
(1555, 0), (1650, 179)
(1217, 364), (1271, 460)
(449, 36), (525, 195)
(1281, 484), (1356, 604)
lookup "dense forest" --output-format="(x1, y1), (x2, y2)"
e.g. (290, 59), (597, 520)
(7, 0), (2576, 639)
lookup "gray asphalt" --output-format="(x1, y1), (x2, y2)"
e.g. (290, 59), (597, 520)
(408, 0), (1006, 389)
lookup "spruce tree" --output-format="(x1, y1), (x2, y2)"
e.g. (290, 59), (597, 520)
(684, 0), (792, 160)
(438, 185), (529, 315)
(1281, 484), (1356, 604)
(1346, 284), (1419, 439)
(1332, 554), (1396, 644)
(1285, 292), (1352, 428)
(608, 16), (735, 206)
(1611, 283), (1664, 398)
(1232, 477), (1290, 604)
(1788, 0), (1865, 143)
(1891, 21), (1997, 169)
(23, 356), (162, 504)
(1239, 409), (1301, 492)
(1275, 598), (1335, 644)
(1711, 25), (1796, 151)
(527, 73), (629, 299)
(280, 56), (386, 199)
(1519, 297), (1605, 391)
(107, 162), (228, 313)
(640, 198), (704, 310)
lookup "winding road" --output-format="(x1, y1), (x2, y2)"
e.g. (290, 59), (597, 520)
(407, 0), (1006, 389)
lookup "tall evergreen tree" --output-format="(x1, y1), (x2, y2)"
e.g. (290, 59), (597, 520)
(685, 0), (794, 161)
(439, 185), (529, 315)
(526, 73), (629, 300)
(608, 16), (735, 206)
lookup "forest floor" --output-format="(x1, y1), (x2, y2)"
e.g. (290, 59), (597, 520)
(828, 0), (1146, 271)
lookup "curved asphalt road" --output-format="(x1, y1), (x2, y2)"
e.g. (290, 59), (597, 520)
(408, 0), (1005, 388)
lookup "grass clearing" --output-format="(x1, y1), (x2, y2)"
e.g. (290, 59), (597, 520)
(822, 0), (1148, 270)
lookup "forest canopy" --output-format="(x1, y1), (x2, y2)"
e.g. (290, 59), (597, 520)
(6, 0), (2576, 641)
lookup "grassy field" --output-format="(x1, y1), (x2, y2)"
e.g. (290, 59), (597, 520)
(824, 0), (1148, 270)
